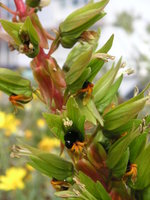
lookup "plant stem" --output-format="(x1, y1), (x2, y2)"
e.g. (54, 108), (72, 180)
(0, 3), (17, 15)
(14, 0), (26, 16)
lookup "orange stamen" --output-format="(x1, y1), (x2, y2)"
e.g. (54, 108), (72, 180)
(121, 132), (128, 137)
(79, 83), (94, 95)
(9, 95), (31, 109)
(125, 163), (137, 182)
(71, 141), (85, 153)
(51, 179), (70, 191)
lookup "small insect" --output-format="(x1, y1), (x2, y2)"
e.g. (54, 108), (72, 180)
(51, 178), (70, 191)
(78, 81), (94, 105)
(64, 130), (85, 153)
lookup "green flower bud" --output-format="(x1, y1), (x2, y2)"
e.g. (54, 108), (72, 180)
(26, 0), (50, 8)
(0, 17), (40, 58)
(19, 17), (40, 58)
(59, 0), (109, 48)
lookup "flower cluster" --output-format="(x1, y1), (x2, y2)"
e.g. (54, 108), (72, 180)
(0, 0), (150, 200)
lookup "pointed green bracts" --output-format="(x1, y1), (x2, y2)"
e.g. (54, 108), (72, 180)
(59, 0), (109, 48)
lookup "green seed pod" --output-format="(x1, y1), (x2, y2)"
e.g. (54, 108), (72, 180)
(59, 0), (109, 48)
(19, 17), (40, 58)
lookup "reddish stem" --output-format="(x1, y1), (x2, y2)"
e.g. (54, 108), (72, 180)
(14, 0), (26, 17)
(28, 8), (35, 16)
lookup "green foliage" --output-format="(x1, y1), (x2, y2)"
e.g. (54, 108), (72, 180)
(43, 113), (65, 142)
(0, 17), (40, 58)
(104, 96), (148, 131)
(129, 132), (147, 163)
(130, 144), (150, 190)
(19, 17), (40, 57)
(106, 128), (140, 169)
(66, 97), (85, 141)
(0, 68), (32, 97)
(0, 19), (22, 45)
(55, 172), (111, 200)
(65, 46), (93, 85)
(26, 0), (40, 8)
(26, 145), (74, 180)
(93, 58), (122, 108)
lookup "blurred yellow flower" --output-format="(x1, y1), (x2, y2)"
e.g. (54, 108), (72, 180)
(37, 118), (46, 129)
(0, 111), (20, 135)
(33, 93), (38, 100)
(0, 167), (27, 191)
(38, 137), (60, 151)
(25, 130), (32, 139)
(0, 112), (5, 128)
(26, 164), (34, 171)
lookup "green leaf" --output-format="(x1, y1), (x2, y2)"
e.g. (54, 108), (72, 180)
(104, 97), (148, 131)
(78, 172), (111, 200)
(29, 156), (73, 180)
(87, 99), (104, 126)
(66, 97), (85, 140)
(106, 128), (140, 169)
(104, 119), (141, 138)
(43, 113), (65, 142)
(65, 47), (93, 85)
(0, 68), (32, 97)
(60, 0), (109, 32)
(0, 19), (22, 45)
(55, 191), (78, 199)
(97, 75), (123, 113)
(112, 148), (129, 178)
(78, 99), (97, 125)
(67, 68), (91, 94)
(25, 145), (74, 180)
(129, 132), (147, 163)
(129, 144), (150, 189)
(135, 186), (150, 200)
(87, 34), (114, 81)
(93, 58), (122, 104)
(77, 99), (103, 126)
(64, 43), (89, 71)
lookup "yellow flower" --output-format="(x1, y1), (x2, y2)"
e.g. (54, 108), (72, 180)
(0, 112), (5, 128)
(37, 118), (46, 129)
(38, 137), (60, 151)
(0, 111), (20, 135)
(0, 167), (27, 191)
(25, 130), (32, 139)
